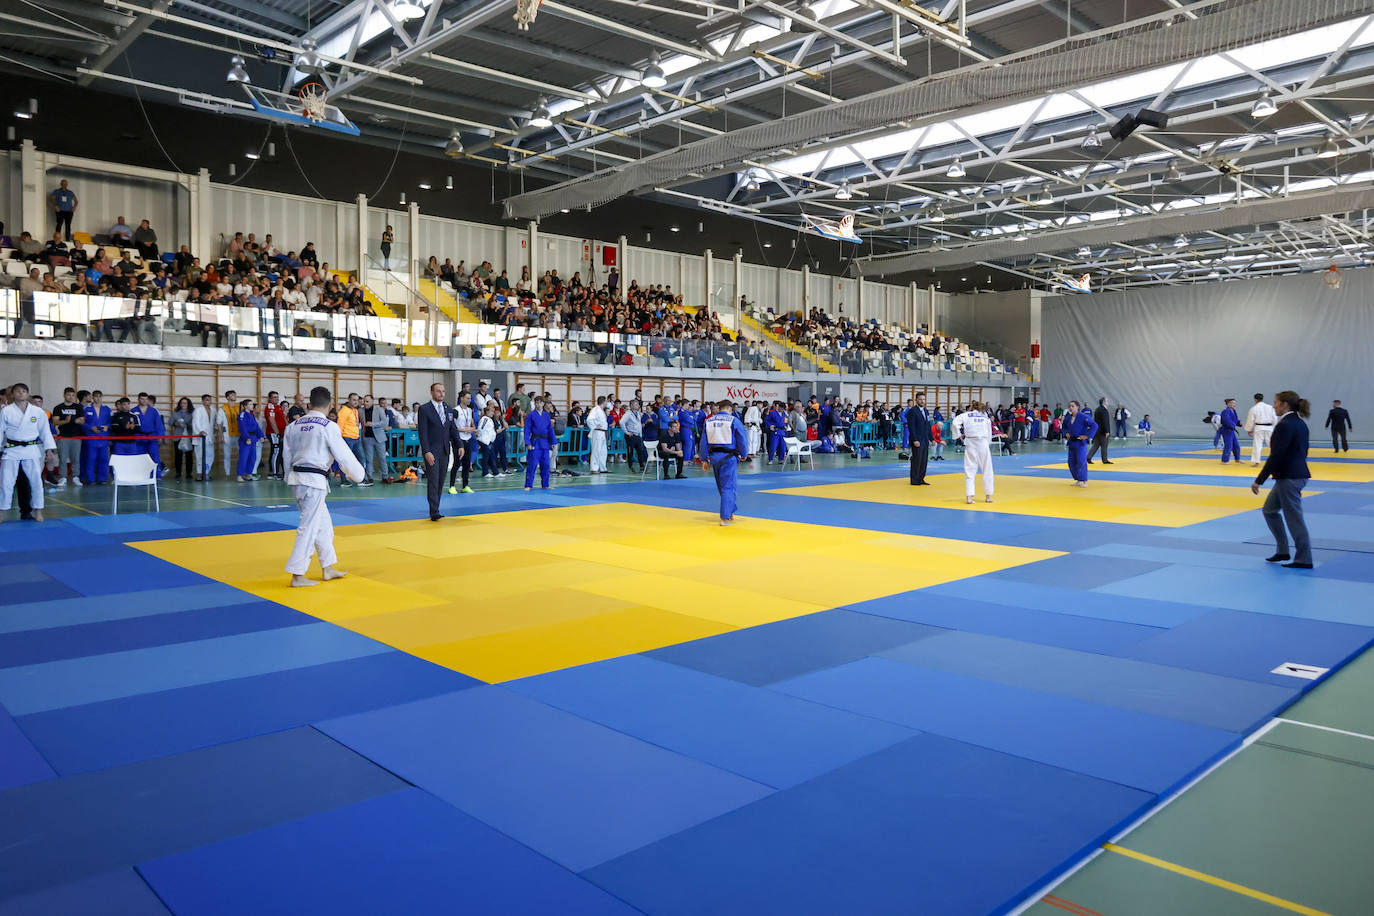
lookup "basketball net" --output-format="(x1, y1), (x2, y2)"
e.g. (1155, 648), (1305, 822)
(514, 0), (541, 30)
(298, 82), (328, 123)
(1323, 265), (1343, 289)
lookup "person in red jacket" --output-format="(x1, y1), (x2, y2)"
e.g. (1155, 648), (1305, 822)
(1012, 403), (1028, 443)
(930, 420), (945, 461)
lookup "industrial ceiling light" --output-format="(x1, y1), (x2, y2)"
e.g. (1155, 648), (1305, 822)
(418, 182), (431, 190)
(745, 174), (761, 192)
(528, 97), (552, 129)
(929, 205), (946, 223)
(1251, 89), (1278, 118)
(1077, 246), (1091, 257)
(1014, 229), (1029, 241)
(946, 157), (966, 179)
(13, 98), (36, 120)
(391, 0), (426, 22)
(1033, 188), (1053, 206)
(226, 55), (250, 84)
(796, 2), (817, 21)
(399, 191), (407, 205)
(834, 180), (853, 200)
(445, 176), (454, 190)
(1163, 161), (1183, 182)
(1081, 127), (1102, 150)
(1174, 234), (1188, 248)
(443, 130), (463, 157)
(670, 225), (680, 232)
(294, 38), (324, 76)
(641, 51), (667, 89)
(1318, 136), (1340, 158)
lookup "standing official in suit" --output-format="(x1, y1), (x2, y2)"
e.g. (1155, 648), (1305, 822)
(1325, 400), (1353, 453)
(1252, 390), (1313, 568)
(418, 382), (464, 521)
(906, 393), (932, 486)
(1086, 396), (1114, 465)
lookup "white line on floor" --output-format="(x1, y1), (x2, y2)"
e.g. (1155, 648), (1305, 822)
(1274, 717), (1374, 743)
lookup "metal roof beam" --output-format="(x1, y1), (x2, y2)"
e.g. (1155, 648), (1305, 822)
(79, 0), (168, 87)
(463, 28), (641, 81)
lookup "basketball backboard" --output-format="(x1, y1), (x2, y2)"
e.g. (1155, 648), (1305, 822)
(241, 83), (360, 136)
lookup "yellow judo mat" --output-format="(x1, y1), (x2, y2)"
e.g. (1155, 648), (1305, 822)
(765, 474), (1281, 527)
(1185, 447), (1374, 461)
(1040, 455), (1374, 483)
(133, 502), (1061, 683)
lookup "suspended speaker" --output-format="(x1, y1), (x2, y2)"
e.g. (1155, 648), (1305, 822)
(1109, 114), (1138, 141)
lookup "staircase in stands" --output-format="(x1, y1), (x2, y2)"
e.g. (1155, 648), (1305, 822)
(739, 313), (837, 373)
(334, 269), (440, 357)
(419, 279), (530, 361)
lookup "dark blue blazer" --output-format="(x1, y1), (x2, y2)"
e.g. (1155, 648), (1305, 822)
(905, 405), (931, 445)
(417, 401), (462, 457)
(1256, 412), (1310, 483)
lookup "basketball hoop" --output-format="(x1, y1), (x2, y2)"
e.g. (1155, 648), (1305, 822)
(298, 82), (329, 123)
(1323, 265), (1343, 289)
(514, 0), (542, 30)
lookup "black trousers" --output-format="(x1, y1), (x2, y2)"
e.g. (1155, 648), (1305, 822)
(15, 470), (33, 518)
(268, 433), (284, 477)
(56, 211), (73, 240)
(1332, 428), (1349, 451)
(909, 441), (929, 484)
(661, 452), (683, 476)
(448, 443), (472, 488)
(426, 449), (449, 518)
(625, 434), (647, 469)
(1086, 434), (1110, 462)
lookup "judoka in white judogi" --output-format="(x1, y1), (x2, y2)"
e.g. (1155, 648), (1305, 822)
(953, 405), (995, 503)
(0, 392), (56, 520)
(281, 392), (365, 586)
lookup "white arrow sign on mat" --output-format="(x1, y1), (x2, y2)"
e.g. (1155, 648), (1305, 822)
(1270, 662), (1329, 680)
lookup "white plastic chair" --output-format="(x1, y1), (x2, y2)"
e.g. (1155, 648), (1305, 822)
(109, 453), (160, 514)
(641, 439), (663, 479)
(784, 436), (815, 471)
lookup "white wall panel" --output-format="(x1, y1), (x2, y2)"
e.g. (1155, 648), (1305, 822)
(0, 151), (14, 238)
(47, 166), (183, 249)
(807, 272), (831, 315)
(505, 226), (528, 282)
(417, 216), (505, 273)
(680, 253), (704, 308)
(543, 232), (586, 280)
(739, 263), (774, 311)
(778, 269), (804, 314)
(830, 276), (856, 319)
(626, 245), (680, 292)
(212, 184), (340, 263)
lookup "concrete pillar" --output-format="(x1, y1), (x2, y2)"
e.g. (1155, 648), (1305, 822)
(909, 281), (918, 332)
(189, 167), (212, 265)
(732, 251), (743, 317)
(703, 249), (712, 314)
(19, 139), (44, 239)
(801, 264), (810, 314)
(355, 194), (368, 279)
(618, 234), (628, 293)
(529, 221), (540, 287)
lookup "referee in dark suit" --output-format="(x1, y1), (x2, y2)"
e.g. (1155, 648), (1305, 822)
(417, 382), (463, 521)
(907, 393), (932, 485)
(1252, 390), (1313, 568)
(1086, 396), (1114, 464)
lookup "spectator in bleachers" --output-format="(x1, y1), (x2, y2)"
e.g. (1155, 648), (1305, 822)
(14, 232), (42, 262)
(41, 233), (69, 266)
(49, 180), (78, 242)
(133, 220), (159, 260)
(110, 217), (133, 244)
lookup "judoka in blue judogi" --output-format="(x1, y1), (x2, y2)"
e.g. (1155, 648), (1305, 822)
(700, 402), (749, 525)
(523, 398), (556, 489)
(1062, 400), (1099, 486)
(1219, 398), (1242, 464)
(765, 402), (786, 463)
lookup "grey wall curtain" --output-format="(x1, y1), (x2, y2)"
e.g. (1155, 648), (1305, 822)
(1041, 271), (1374, 438)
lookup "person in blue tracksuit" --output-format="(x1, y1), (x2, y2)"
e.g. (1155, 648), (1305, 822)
(82, 390), (112, 484)
(680, 400), (698, 463)
(523, 396), (556, 490)
(765, 401), (787, 464)
(657, 401), (676, 441)
(700, 401), (750, 525)
(133, 392), (166, 476)
(1218, 398), (1242, 464)
(1062, 400), (1098, 487)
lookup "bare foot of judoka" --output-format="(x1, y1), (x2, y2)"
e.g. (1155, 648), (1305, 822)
(290, 575), (320, 588)
(719, 518), (731, 526)
(33, 510), (43, 522)
(985, 496), (994, 503)
(321, 566), (348, 581)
